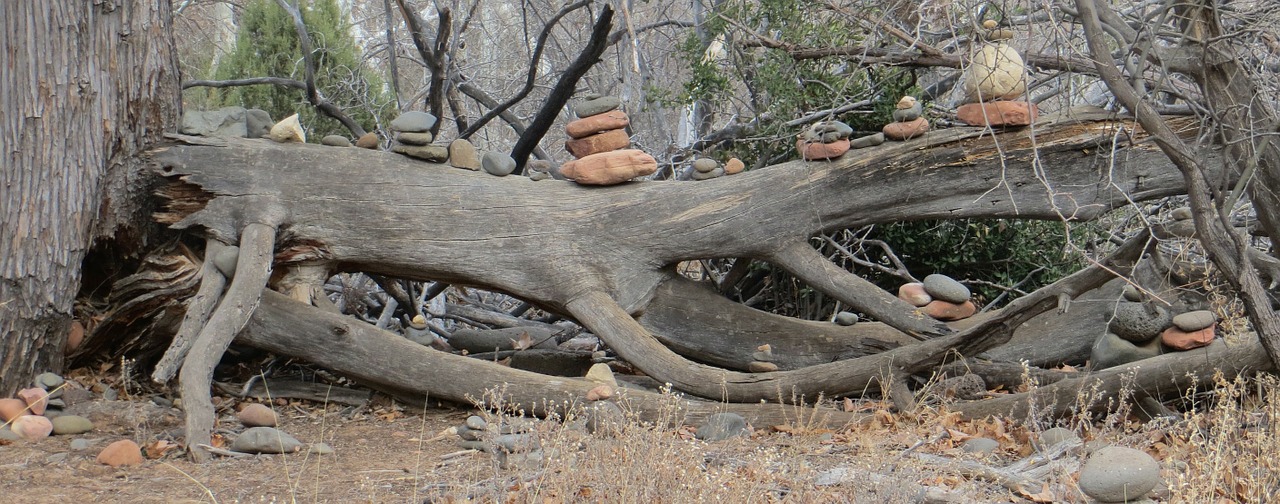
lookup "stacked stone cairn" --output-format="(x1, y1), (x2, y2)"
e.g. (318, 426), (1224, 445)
(748, 344), (778, 373)
(0, 372), (94, 443)
(1091, 285), (1219, 369)
(386, 111), (517, 176)
(689, 156), (745, 180)
(883, 96), (929, 140)
(899, 274), (977, 321)
(796, 120), (854, 160)
(955, 20), (1038, 127)
(559, 95), (657, 185)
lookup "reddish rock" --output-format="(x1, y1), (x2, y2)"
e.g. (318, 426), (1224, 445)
(882, 117), (930, 140)
(97, 439), (144, 467)
(560, 149), (658, 185)
(796, 138), (851, 160)
(1161, 323), (1215, 350)
(10, 415), (53, 441)
(354, 132), (379, 149)
(0, 398), (27, 422)
(66, 320), (85, 352)
(565, 128), (631, 159)
(724, 157), (745, 175)
(898, 283), (932, 307)
(923, 300), (977, 321)
(586, 385), (614, 402)
(566, 110), (630, 139)
(955, 101), (1038, 127)
(237, 403), (279, 427)
(17, 387), (48, 415)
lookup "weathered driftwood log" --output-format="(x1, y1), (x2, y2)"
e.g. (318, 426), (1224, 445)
(149, 110), (1211, 405)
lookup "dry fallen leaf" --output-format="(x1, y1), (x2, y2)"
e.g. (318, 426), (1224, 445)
(145, 439), (177, 458)
(1018, 483), (1057, 503)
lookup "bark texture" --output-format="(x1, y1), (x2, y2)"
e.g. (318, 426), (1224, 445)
(0, 1), (179, 395)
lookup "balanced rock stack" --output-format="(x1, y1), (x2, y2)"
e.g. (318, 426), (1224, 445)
(559, 96), (657, 185)
(0, 372), (94, 443)
(748, 344), (778, 373)
(883, 96), (929, 141)
(956, 20), (1037, 127)
(389, 111), (447, 162)
(796, 120), (853, 160)
(1091, 286), (1219, 369)
(900, 274), (976, 321)
(689, 157), (746, 180)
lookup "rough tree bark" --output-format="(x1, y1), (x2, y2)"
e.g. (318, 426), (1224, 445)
(0, 1), (179, 395)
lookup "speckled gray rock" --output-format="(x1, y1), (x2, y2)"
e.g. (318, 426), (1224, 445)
(392, 143), (449, 162)
(320, 135), (351, 147)
(585, 401), (626, 437)
(923, 274), (970, 303)
(1078, 446), (1160, 502)
(1108, 302), (1172, 342)
(396, 131), (434, 145)
(834, 311), (858, 326)
(390, 111), (437, 132)
(574, 96), (620, 118)
(231, 427), (304, 454)
(465, 415), (487, 431)
(211, 245), (240, 278)
(245, 109), (273, 138)
(693, 158), (719, 173)
(481, 151), (517, 176)
(938, 374), (986, 400)
(962, 437), (999, 454)
(695, 413), (747, 441)
(50, 415), (94, 435)
(849, 133), (886, 149)
(1091, 332), (1163, 370)
(1038, 427), (1079, 448)
(691, 166), (724, 180)
(1172, 310), (1216, 332)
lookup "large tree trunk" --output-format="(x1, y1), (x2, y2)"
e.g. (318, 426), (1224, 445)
(0, 1), (179, 395)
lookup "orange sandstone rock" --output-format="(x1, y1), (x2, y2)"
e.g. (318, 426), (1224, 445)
(923, 300), (977, 321)
(1161, 323), (1215, 350)
(882, 117), (930, 140)
(566, 110), (630, 139)
(956, 101), (1038, 127)
(565, 128), (631, 158)
(796, 138), (851, 160)
(560, 149), (657, 185)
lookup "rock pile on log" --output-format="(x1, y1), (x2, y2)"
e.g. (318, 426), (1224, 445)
(956, 20), (1038, 127)
(559, 96), (657, 185)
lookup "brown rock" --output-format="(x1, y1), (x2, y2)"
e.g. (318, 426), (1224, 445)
(560, 149), (658, 185)
(898, 283), (932, 307)
(448, 139), (481, 170)
(97, 439), (144, 467)
(66, 320), (85, 352)
(565, 128), (630, 159)
(882, 117), (930, 140)
(17, 387), (48, 415)
(724, 157), (745, 175)
(796, 138), (851, 160)
(586, 385), (614, 402)
(0, 398), (28, 422)
(237, 403), (279, 427)
(10, 415), (53, 441)
(1161, 323), (1215, 350)
(392, 143), (449, 162)
(955, 101), (1039, 127)
(566, 110), (630, 139)
(748, 361), (779, 373)
(355, 132), (379, 149)
(923, 300), (977, 321)
(396, 131), (434, 146)
(963, 42), (1027, 103)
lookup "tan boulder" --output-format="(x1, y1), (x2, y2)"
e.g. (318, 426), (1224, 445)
(796, 138), (851, 160)
(10, 415), (53, 441)
(565, 128), (631, 159)
(355, 132), (379, 149)
(97, 439), (144, 467)
(560, 149), (657, 185)
(882, 117), (930, 140)
(962, 42), (1027, 103)
(956, 101), (1039, 127)
(724, 157), (745, 175)
(567, 110), (630, 139)
(898, 283), (932, 307)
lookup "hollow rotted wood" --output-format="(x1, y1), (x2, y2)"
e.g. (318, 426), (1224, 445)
(180, 223), (277, 462)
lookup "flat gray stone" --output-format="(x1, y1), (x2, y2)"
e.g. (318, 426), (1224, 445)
(390, 111), (437, 132)
(320, 135), (351, 147)
(50, 415), (94, 435)
(397, 131), (434, 145)
(693, 158), (719, 173)
(457, 439), (486, 451)
(695, 413), (747, 441)
(34, 372), (64, 390)
(529, 171), (550, 181)
(922, 274), (970, 303)
(465, 415), (487, 431)
(1122, 284), (1142, 302)
(1038, 427), (1079, 448)
(392, 143), (449, 162)
(574, 96), (620, 118)
(1091, 332), (1163, 370)
(1172, 310), (1215, 331)
(834, 312), (858, 326)
(457, 427), (480, 441)
(691, 166), (724, 180)
(181, 107), (248, 138)
(1108, 302), (1172, 342)
(245, 109), (273, 138)
(481, 151), (517, 176)
(230, 427), (303, 454)
(849, 133), (885, 149)
(1078, 446), (1160, 502)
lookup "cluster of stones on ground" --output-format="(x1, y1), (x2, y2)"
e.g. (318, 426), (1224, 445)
(0, 372), (94, 445)
(1090, 283), (1219, 370)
